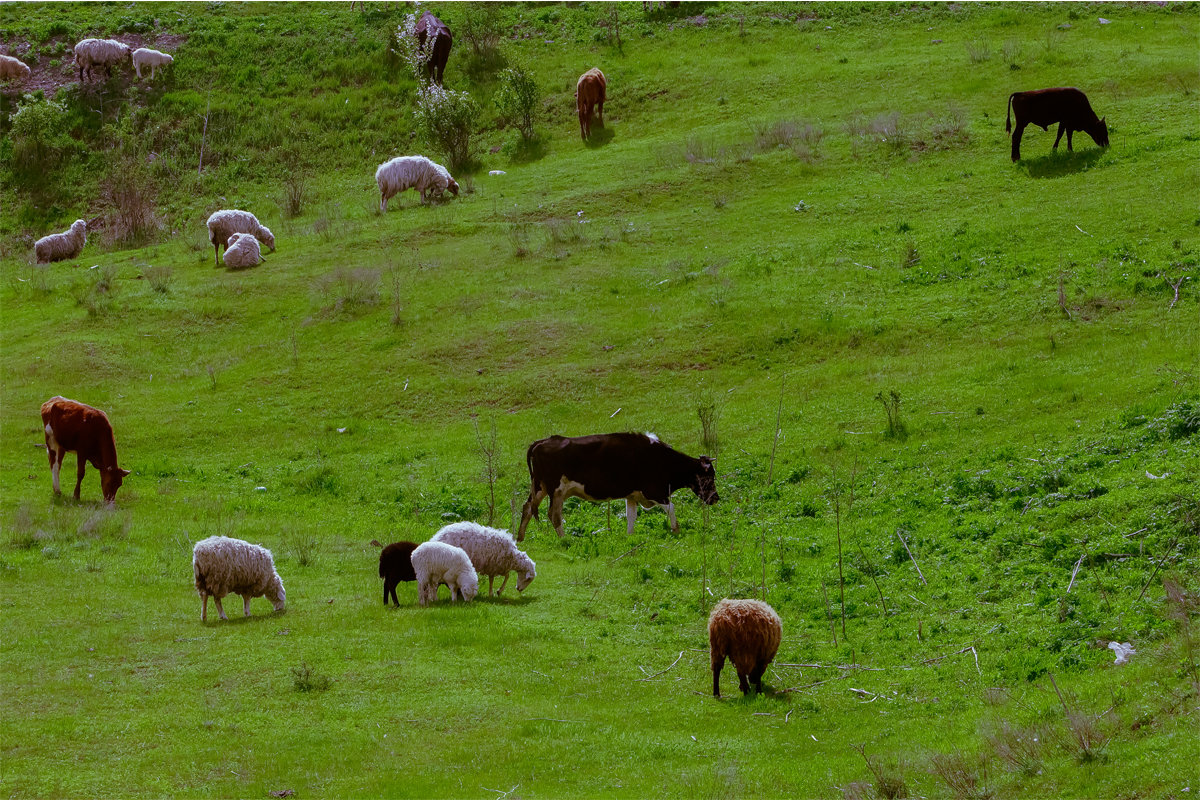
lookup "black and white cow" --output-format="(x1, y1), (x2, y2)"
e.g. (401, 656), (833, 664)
(516, 432), (719, 541)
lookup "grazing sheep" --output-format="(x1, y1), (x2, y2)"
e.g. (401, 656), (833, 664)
(132, 47), (173, 80)
(34, 219), (87, 264)
(192, 535), (286, 622)
(708, 598), (782, 698)
(378, 540), (419, 607)
(576, 67), (607, 141)
(74, 38), (131, 82)
(0, 54), (31, 83)
(206, 209), (275, 268)
(375, 155), (458, 212)
(410, 540), (478, 607)
(431, 522), (536, 597)
(221, 232), (264, 269)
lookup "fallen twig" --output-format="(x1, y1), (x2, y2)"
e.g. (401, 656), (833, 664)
(483, 785), (520, 800)
(1122, 527), (1149, 539)
(638, 651), (684, 681)
(1066, 552), (1085, 593)
(785, 709), (793, 723)
(608, 540), (647, 566)
(896, 530), (927, 586)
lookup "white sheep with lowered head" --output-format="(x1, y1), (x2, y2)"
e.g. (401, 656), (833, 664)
(431, 521), (535, 597)
(375, 155), (459, 212)
(0, 54), (31, 83)
(206, 209), (275, 268)
(132, 47), (173, 79)
(192, 535), (286, 622)
(222, 232), (264, 269)
(34, 219), (87, 264)
(74, 38), (131, 82)
(708, 598), (782, 698)
(410, 540), (478, 607)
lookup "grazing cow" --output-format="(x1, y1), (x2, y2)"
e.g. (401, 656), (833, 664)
(416, 11), (452, 86)
(516, 432), (718, 541)
(40, 396), (130, 505)
(576, 67), (607, 141)
(1006, 87), (1109, 162)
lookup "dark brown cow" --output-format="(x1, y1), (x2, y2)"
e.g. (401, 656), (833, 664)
(1006, 87), (1108, 162)
(576, 67), (607, 141)
(415, 11), (452, 86)
(41, 396), (130, 505)
(516, 432), (718, 541)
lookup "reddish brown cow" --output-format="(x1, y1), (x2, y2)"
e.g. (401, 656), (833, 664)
(576, 67), (607, 141)
(1006, 87), (1109, 162)
(416, 11), (452, 86)
(41, 396), (130, 505)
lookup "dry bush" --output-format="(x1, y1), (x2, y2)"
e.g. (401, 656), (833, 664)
(966, 37), (992, 63)
(282, 173), (308, 219)
(103, 161), (160, 246)
(929, 750), (991, 800)
(982, 720), (1044, 775)
(316, 267), (381, 313)
(142, 264), (174, 294)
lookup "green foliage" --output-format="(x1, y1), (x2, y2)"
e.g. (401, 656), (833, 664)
(413, 83), (480, 172)
(8, 93), (70, 175)
(494, 65), (540, 141)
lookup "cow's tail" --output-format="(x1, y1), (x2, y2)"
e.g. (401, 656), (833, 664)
(1005, 93), (1015, 134)
(525, 442), (540, 521)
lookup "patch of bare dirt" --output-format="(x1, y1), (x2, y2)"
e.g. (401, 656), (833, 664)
(1, 32), (186, 97)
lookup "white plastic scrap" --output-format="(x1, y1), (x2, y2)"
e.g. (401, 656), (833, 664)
(489, 170), (506, 175)
(1108, 641), (1136, 665)
(1098, 17), (1111, 24)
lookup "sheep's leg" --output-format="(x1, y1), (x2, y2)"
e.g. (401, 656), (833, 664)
(242, 595), (252, 616)
(213, 595), (228, 621)
(487, 574), (495, 596)
(380, 191), (388, 213)
(737, 669), (752, 696)
(496, 573), (509, 595)
(73, 455), (86, 500)
(200, 592), (208, 622)
(665, 501), (679, 533)
(711, 653), (724, 697)
(388, 581), (400, 607)
(749, 660), (769, 694)
(214, 242), (221, 268)
(626, 497), (639, 536)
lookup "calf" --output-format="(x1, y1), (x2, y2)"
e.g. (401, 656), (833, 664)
(41, 396), (130, 505)
(516, 432), (718, 541)
(416, 11), (452, 86)
(576, 68), (607, 141)
(1006, 87), (1108, 162)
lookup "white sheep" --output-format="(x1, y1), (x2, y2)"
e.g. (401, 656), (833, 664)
(74, 38), (131, 82)
(0, 54), (31, 83)
(431, 521), (535, 596)
(206, 209), (276, 268)
(222, 232), (264, 269)
(34, 219), (87, 264)
(375, 155), (459, 212)
(132, 47), (174, 80)
(410, 540), (479, 607)
(192, 535), (286, 622)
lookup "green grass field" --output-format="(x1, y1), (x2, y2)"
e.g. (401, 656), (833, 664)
(2, 2), (1198, 797)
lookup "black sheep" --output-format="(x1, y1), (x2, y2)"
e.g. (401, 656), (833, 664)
(378, 541), (419, 606)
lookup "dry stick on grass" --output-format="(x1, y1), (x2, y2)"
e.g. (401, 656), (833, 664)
(895, 529), (927, 586)
(821, 579), (838, 646)
(198, 91), (211, 176)
(608, 540), (646, 566)
(1086, 548), (1113, 612)
(767, 374), (785, 485)
(1164, 274), (1187, 310)
(638, 651), (684, 681)
(1066, 552), (1086, 593)
(853, 533), (888, 615)
(1057, 272), (1072, 320)
(1134, 537), (1179, 604)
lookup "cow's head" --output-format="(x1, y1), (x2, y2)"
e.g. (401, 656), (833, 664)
(694, 455), (719, 505)
(1094, 117), (1109, 148)
(100, 466), (131, 505)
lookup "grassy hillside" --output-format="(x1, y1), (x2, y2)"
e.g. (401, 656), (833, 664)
(2, 2), (1198, 798)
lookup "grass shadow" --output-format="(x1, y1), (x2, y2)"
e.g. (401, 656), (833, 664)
(476, 592), (538, 606)
(203, 608), (285, 627)
(584, 126), (616, 149)
(1021, 147), (1105, 179)
(506, 135), (549, 165)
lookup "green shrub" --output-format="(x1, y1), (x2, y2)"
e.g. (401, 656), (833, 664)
(494, 65), (540, 141)
(413, 84), (480, 172)
(9, 93), (70, 176)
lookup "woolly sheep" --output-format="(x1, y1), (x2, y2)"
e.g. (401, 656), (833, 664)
(410, 540), (478, 607)
(222, 232), (263, 269)
(34, 219), (87, 264)
(378, 540), (419, 607)
(431, 521), (535, 597)
(0, 54), (31, 83)
(74, 38), (131, 82)
(708, 598), (782, 698)
(206, 209), (276, 268)
(375, 155), (458, 212)
(132, 47), (174, 80)
(192, 535), (286, 622)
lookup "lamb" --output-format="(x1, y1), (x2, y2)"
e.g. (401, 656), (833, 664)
(34, 219), (87, 264)
(410, 540), (478, 607)
(378, 540), (419, 606)
(431, 521), (536, 597)
(132, 47), (174, 80)
(0, 54), (31, 83)
(192, 535), (286, 622)
(221, 232), (264, 269)
(74, 38), (131, 82)
(375, 155), (459, 212)
(708, 598), (782, 698)
(206, 209), (276, 268)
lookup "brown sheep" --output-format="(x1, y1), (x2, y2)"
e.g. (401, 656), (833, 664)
(576, 67), (606, 141)
(708, 598), (782, 698)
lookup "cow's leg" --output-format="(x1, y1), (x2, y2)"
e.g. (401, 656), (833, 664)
(213, 596), (228, 621)
(1011, 121), (1027, 162)
(1066, 128), (1074, 151)
(665, 501), (679, 533)
(1053, 122), (1065, 151)
(517, 487), (544, 541)
(597, 98), (604, 128)
(73, 455), (86, 500)
(626, 498), (639, 536)
(549, 490), (567, 537)
(242, 595), (252, 616)
(712, 653), (724, 697)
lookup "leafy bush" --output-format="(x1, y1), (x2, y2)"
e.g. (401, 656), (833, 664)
(9, 93), (70, 176)
(458, 3), (505, 57)
(494, 65), (540, 141)
(413, 83), (480, 172)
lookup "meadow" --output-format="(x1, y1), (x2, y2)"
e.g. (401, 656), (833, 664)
(1, 2), (1198, 797)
